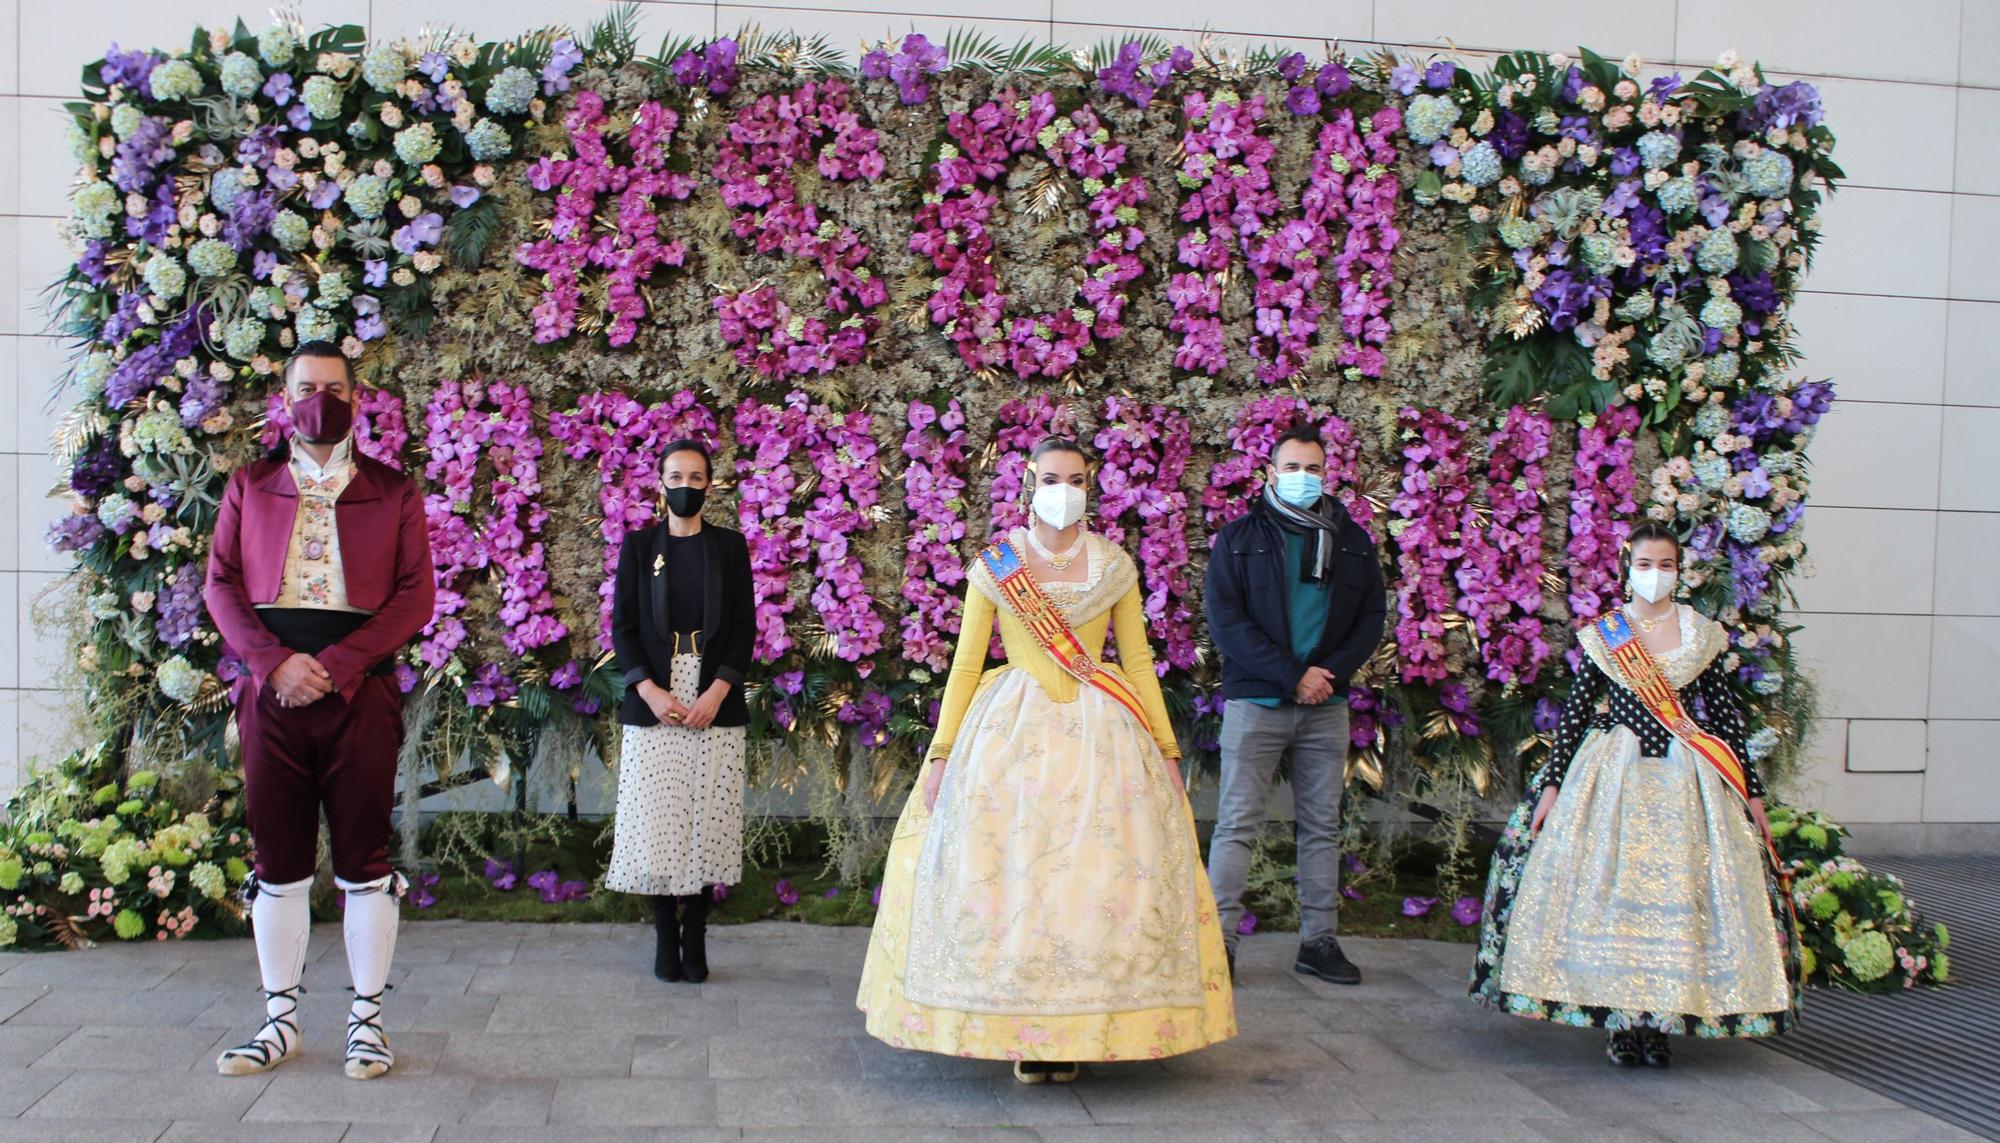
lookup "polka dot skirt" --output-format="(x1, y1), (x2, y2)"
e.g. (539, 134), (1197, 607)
(605, 654), (746, 896)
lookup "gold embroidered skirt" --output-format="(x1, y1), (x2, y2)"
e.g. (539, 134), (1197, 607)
(1496, 728), (1791, 1020)
(856, 667), (1236, 1061)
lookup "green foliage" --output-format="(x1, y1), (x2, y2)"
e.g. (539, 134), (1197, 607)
(1483, 336), (1607, 421)
(1771, 805), (1950, 992)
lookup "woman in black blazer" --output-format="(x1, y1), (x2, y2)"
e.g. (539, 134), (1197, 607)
(605, 440), (755, 984)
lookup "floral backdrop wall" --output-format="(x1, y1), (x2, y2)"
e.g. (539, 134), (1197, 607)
(10, 14), (1851, 948)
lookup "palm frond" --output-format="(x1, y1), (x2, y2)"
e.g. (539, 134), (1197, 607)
(996, 39), (1074, 77)
(444, 196), (502, 270)
(583, 2), (644, 65)
(944, 28), (1010, 73)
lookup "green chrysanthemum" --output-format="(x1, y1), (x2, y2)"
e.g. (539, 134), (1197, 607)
(112, 908), (147, 940)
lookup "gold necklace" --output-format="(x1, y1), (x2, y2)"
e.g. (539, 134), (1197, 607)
(1026, 527), (1085, 569)
(1627, 604), (1669, 634)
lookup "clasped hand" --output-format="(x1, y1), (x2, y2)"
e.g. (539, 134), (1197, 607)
(1294, 665), (1337, 706)
(271, 652), (333, 708)
(639, 678), (726, 730)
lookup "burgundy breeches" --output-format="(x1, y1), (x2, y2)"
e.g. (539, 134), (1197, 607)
(235, 675), (401, 884)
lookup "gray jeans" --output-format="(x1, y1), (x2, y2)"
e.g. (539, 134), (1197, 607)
(1207, 698), (1350, 948)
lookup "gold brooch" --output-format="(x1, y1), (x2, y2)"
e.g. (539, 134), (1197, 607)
(652, 554), (664, 575)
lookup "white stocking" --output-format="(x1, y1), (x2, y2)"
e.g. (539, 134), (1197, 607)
(216, 875), (311, 1074)
(336, 874), (402, 1078)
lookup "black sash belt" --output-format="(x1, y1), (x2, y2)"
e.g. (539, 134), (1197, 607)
(255, 608), (397, 676)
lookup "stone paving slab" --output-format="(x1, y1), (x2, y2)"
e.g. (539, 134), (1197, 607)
(0, 921), (1980, 1141)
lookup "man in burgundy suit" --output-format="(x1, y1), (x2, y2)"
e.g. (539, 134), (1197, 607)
(205, 343), (435, 1080)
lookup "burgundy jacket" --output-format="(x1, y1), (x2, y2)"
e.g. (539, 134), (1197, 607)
(205, 448), (436, 702)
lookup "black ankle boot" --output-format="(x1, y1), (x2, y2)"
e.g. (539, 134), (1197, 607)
(649, 896), (684, 982)
(679, 889), (710, 983)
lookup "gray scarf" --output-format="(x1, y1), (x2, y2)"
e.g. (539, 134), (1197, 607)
(1263, 484), (1342, 584)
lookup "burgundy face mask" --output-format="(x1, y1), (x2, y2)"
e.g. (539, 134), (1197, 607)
(291, 390), (355, 444)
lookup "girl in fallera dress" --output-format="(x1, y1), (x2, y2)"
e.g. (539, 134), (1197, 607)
(857, 438), (1236, 1084)
(1470, 521), (1800, 1066)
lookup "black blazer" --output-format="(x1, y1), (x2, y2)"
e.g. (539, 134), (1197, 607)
(610, 522), (756, 727)
(1204, 499), (1387, 702)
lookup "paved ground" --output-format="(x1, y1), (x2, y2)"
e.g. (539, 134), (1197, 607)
(0, 921), (1975, 1142)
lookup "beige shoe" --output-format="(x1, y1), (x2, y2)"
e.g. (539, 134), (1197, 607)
(217, 988), (302, 1076)
(343, 992), (394, 1080)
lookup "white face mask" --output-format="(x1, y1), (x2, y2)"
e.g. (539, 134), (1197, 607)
(1031, 483), (1087, 530)
(1628, 567), (1677, 604)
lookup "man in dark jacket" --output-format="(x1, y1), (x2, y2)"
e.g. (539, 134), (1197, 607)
(1204, 427), (1386, 985)
(206, 344), (435, 1080)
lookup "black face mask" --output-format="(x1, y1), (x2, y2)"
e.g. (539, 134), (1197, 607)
(664, 485), (707, 519)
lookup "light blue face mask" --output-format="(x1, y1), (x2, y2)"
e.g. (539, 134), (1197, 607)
(1273, 470), (1324, 509)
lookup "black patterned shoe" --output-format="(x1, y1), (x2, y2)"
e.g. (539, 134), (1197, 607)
(1640, 1029), (1672, 1068)
(1606, 1029), (1642, 1068)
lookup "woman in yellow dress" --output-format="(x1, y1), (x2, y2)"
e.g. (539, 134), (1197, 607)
(857, 437), (1236, 1083)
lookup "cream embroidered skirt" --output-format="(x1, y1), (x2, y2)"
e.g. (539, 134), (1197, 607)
(1494, 727), (1792, 1022)
(857, 666), (1235, 1061)
(605, 653), (745, 896)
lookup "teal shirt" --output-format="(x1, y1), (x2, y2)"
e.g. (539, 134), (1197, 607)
(1248, 530), (1333, 708)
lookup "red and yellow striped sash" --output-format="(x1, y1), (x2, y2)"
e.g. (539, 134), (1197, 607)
(979, 540), (1151, 734)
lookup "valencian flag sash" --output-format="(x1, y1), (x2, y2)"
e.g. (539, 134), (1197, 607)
(978, 539), (1152, 735)
(1593, 611), (1783, 875)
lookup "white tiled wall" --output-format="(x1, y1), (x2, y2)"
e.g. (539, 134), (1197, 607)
(1, 1), (1994, 838)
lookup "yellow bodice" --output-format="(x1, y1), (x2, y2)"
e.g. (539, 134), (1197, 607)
(926, 537), (1180, 762)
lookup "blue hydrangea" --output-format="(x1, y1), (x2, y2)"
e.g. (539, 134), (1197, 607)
(143, 254), (187, 298)
(1693, 453), (1730, 490)
(393, 122), (440, 166)
(1700, 294), (1744, 330)
(463, 117), (512, 161)
(1655, 175), (1699, 215)
(64, 117), (94, 163)
(343, 174), (390, 220)
(485, 66), (538, 115)
(1635, 130), (1681, 170)
(110, 103), (143, 139)
(131, 407), (191, 453)
(1752, 671), (1785, 696)
(315, 269), (353, 308)
(1728, 502), (1773, 543)
(1763, 450), (1799, 475)
(1458, 140), (1501, 187)
(220, 51), (262, 98)
(1520, 161), (1554, 187)
(187, 237), (238, 279)
(1497, 216), (1545, 249)
(1580, 233), (1617, 272)
(1707, 349), (1741, 384)
(1404, 94), (1460, 145)
(1695, 228), (1740, 274)
(149, 59), (203, 102)
(209, 167), (248, 213)
(1615, 291), (1656, 322)
(1742, 150), (1796, 199)
(361, 44), (406, 93)
(296, 305), (338, 344)
(71, 181), (121, 238)
(270, 209), (311, 251)
(258, 23), (298, 68)
(250, 284), (288, 317)
(74, 351), (114, 400)
(301, 74), (344, 121)
(157, 655), (207, 704)
(1692, 403), (1730, 439)
(97, 493), (139, 533)
(224, 316), (266, 360)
